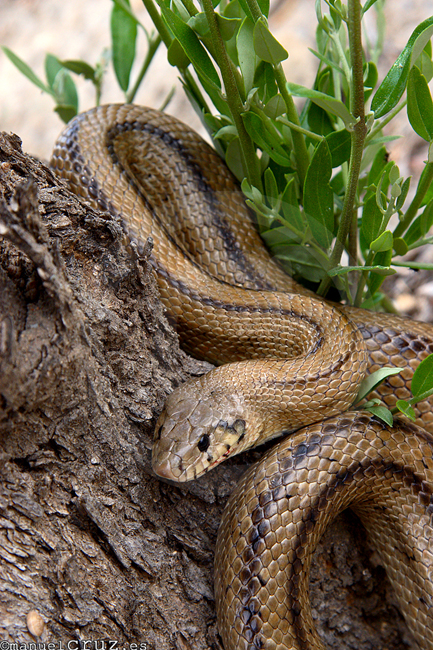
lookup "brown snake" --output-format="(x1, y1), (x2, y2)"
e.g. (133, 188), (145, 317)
(51, 104), (433, 649)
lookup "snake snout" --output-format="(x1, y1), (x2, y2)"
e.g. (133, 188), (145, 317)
(151, 379), (251, 481)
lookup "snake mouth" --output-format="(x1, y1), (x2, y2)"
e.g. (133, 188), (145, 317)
(152, 457), (186, 482)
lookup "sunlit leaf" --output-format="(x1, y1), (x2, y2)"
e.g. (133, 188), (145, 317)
(412, 353), (433, 398)
(371, 17), (433, 118)
(407, 65), (433, 141)
(355, 367), (403, 403)
(395, 400), (416, 421)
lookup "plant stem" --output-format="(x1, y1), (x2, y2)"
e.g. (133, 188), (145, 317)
(201, 0), (262, 190)
(277, 117), (322, 140)
(140, 0), (172, 48)
(244, 0), (262, 21)
(394, 162), (433, 237)
(317, 0), (366, 298)
(274, 65), (310, 186)
(127, 35), (162, 103)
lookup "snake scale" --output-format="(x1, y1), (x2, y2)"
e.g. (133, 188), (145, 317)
(51, 104), (433, 649)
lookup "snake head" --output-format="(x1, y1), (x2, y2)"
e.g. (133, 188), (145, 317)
(152, 376), (250, 482)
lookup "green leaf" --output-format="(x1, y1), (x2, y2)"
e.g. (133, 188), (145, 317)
(287, 82), (355, 128)
(54, 104), (78, 123)
(395, 176), (411, 211)
(226, 137), (247, 180)
(237, 17), (257, 94)
(273, 245), (326, 282)
(52, 69), (78, 112)
(111, 0), (137, 91)
(362, 0), (383, 13)
(187, 13), (210, 37)
(60, 59), (96, 81)
(264, 94), (286, 119)
(307, 102), (333, 136)
(364, 404), (394, 426)
(403, 197), (433, 245)
(371, 17), (433, 118)
(237, 0), (269, 20)
(369, 248), (393, 294)
(303, 138), (334, 248)
(167, 38), (191, 68)
(216, 14), (241, 40)
(253, 61), (278, 104)
(160, 4), (221, 88)
(395, 400), (417, 421)
(281, 177), (304, 230)
(112, 0), (144, 26)
(370, 229), (393, 252)
(325, 129), (351, 167)
(45, 53), (63, 89)
(355, 367), (404, 403)
(393, 237), (408, 256)
(253, 17), (288, 64)
(407, 65), (433, 141)
(363, 61), (378, 102)
(264, 168), (278, 208)
(411, 353), (433, 398)
(367, 145), (389, 185)
(361, 194), (383, 246)
(1, 46), (52, 95)
(242, 111), (291, 166)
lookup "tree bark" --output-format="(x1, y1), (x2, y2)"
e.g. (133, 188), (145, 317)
(0, 131), (416, 649)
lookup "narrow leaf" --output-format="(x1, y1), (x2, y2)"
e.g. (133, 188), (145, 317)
(355, 367), (404, 403)
(407, 65), (433, 141)
(303, 139), (334, 248)
(325, 129), (351, 167)
(226, 137), (247, 180)
(60, 59), (96, 81)
(411, 353), (433, 398)
(361, 194), (383, 246)
(160, 4), (221, 88)
(371, 17), (433, 118)
(287, 82), (355, 128)
(2, 46), (52, 95)
(237, 17), (257, 94)
(111, 0), (137, 91)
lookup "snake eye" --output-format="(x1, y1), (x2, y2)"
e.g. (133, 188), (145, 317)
(198, 434), (210, 452)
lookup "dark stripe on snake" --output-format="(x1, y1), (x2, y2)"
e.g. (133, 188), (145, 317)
(241, 451), (433, 649)
(153, 257), (325, 342)
(104, 121), (278, 292)
(62, 119), (277, 292)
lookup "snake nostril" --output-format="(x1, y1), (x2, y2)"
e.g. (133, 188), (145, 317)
(198, 434), (210, 452)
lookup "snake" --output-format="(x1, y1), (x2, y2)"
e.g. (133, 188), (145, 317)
(51, 104), (433, 649)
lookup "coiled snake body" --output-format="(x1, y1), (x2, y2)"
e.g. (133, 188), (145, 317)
(51, 104), (433, 649)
